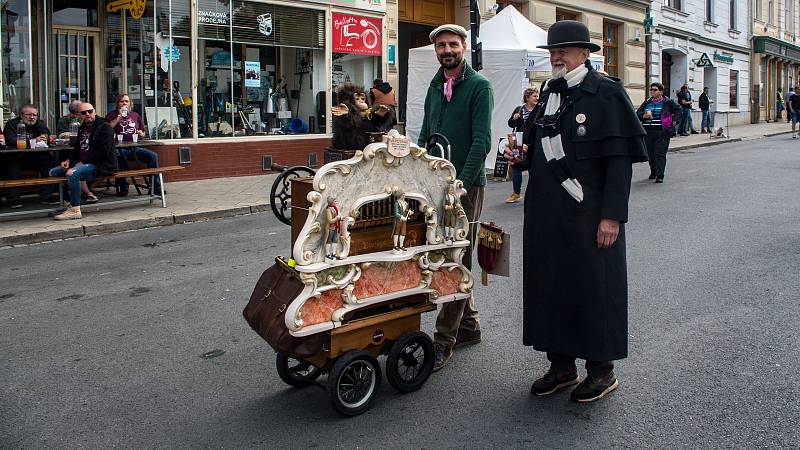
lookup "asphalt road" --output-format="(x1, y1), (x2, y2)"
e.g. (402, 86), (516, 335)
(2, 136), (799, 448)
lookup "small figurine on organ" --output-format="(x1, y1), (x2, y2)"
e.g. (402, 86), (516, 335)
(392, 192), (412, 252)
(443, 185), (460, 244)
(324, 197), (342, 260)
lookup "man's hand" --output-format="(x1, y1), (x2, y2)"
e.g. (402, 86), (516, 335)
(60, 160), (69, 170)
(35, 134), (47, 142)
(138, 130), (146, 138)
(596, 219), (620, 249)
(0, 134), (5, 146)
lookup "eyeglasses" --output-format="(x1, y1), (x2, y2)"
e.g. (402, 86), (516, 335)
(80, 109), (94, 115)
(650, 88), (660, 91)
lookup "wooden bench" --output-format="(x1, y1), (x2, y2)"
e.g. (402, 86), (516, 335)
(0, 165), (184, 219)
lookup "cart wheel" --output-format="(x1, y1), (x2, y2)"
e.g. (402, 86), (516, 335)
(385, 331), (434, 393)
(327, 350), (381, 416)
(276, 352), (322, 387)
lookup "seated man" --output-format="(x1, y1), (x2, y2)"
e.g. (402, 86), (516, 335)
(1, 104), (58, 208)
(49, 103), (118, 220)
(56, 100), (83, 135)
(106, 94), (161, 196)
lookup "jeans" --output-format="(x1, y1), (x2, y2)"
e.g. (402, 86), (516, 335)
(679, 108), (693, 134)
(511, 165), (524, 194)
(701, 110), (712, 131)
(777, 104), (784, 119)
(50, 164), (96, 206)
(116, 147), (160, 193)
(645, 130), (670, 178)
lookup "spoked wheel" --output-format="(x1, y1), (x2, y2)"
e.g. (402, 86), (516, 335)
(327, 350), (381, 416)
(269, 165), (316, 226)
(385, 331), (434, 393)
(275, 352), (322, 387)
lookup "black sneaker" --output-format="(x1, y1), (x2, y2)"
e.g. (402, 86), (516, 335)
(655, 177), (664, 184)
(530, 369), (579, 396)
(648, 174), (656, 180)
(570, 373), (619, 403)
(454, 327), (481, 348)
(8, 199), (23, 209)
(432, 343), (453, 372)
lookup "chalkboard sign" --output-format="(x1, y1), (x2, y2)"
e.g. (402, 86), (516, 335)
(493, 138), (510, 178)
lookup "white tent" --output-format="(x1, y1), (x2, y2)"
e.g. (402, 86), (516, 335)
(405, 6), (605, 169)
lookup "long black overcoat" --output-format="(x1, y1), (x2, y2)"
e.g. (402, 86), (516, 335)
(518, 69), (647, 361)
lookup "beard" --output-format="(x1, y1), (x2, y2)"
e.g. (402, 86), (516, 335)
(438, 53), (463, 70)
(551, 65), (567, 79)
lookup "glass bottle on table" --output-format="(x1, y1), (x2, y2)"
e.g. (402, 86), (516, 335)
(69, 121), (80, 147)
(16, 122), (27, 149)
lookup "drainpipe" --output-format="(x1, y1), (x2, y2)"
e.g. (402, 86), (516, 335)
(749, 0), (757, 123)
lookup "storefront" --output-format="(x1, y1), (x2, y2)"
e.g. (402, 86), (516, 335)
(0, 0), (388, 180)
(751, 36), (800, 123)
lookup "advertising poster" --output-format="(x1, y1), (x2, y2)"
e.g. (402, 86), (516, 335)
(332, 12), (382, 56)
(245, 61), (261, 87)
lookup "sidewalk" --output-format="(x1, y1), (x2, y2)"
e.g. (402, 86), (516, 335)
(1, 120), (795, 247)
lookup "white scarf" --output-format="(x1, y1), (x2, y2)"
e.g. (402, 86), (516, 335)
(540, 64), (589, 203)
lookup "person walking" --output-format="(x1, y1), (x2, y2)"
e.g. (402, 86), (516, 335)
(698, 87), (713, 133)
(417, 23), (493, 372)
(784, 87), (795, 123)
(506, 87), (538, 203)
(504, 20), (647, 403)
(676, 84), (697, 135)
(787, 86), (800, 138)
(776, 87), (785, 121)
(637, 82), (679, 183)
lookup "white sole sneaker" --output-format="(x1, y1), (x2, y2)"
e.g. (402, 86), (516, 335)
(573, 379), (620, 403)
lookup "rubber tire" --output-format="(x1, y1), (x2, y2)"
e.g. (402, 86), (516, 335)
(385, 331), (434, 393)
(327, 350), (381, 416)
(275, 352), (321, 387)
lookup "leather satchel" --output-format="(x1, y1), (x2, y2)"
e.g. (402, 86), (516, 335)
(243, 258), (324, 359)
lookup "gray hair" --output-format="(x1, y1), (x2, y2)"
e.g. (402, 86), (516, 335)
(68, 100), (82, 114)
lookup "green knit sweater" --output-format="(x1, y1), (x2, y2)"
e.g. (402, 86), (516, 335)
(417, 62), (494, 191)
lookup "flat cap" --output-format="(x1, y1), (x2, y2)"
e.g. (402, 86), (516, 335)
(429, 24), (468, 43)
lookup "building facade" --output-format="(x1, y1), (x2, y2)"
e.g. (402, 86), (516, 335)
(0, 0), (392, 181)
(648, 0), (751, 126)
(751, 0), (800, 123)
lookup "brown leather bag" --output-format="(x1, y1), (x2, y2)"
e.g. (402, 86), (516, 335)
(242, 259), (324, 359)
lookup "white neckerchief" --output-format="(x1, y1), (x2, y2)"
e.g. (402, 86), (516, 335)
(539, 64), (589, 203)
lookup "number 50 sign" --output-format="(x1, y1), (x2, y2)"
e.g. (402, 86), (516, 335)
(332, 13), (382, 56)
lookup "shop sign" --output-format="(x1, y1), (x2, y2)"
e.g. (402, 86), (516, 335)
(332, 13), (382, 56)
(327, 0), (386, 13)
(257, 13), (273, 36)
(388, 44), (395, 65)
(713, 51), (734, 64)
(107, 0), (146, 20)
(695, 52), (714, 67)
(198, 10), (230, 25)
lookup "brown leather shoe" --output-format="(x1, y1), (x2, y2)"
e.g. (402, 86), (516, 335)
(432, 343), (453, 372)
(570, 372), (619, 403)
(454, 327), (481, 348)
(530, 369), (579, 396)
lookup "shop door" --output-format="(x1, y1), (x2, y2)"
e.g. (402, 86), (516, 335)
(52, 28), (102, 117)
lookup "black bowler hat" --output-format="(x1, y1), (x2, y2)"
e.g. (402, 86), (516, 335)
(537, 20), (601, 52)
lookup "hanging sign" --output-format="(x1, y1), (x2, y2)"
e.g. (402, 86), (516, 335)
(332, 13), (382, 56)
(106, 0), (146, 20)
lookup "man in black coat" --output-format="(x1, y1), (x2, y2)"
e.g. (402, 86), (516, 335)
(504, 20), (647, 403)
(50, 103), (118, 220)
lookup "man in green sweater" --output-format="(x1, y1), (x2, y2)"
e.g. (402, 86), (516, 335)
(417, 24), (494, 372)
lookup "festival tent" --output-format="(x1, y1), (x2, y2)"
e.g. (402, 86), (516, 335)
(405, 6), (604, 169)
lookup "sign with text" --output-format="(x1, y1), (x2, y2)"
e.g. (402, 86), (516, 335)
(332, 13), (382, 56)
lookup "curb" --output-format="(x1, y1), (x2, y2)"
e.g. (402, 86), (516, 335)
(0, 203), (270, 247)
(669, 129), (793, 152)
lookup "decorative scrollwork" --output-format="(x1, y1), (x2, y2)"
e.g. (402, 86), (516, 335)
(268, 166), (316, 225)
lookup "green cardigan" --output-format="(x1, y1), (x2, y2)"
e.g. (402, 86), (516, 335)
(417, 62), (494, 191)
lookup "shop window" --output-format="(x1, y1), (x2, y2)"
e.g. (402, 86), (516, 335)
(603, 21), (619, 79)
(152, 1), (193, 139)
(196, 0), (326, 138)
(1, 0), (33, 120)
(730, 69), (738, 108)
(52, 0), (98, 27)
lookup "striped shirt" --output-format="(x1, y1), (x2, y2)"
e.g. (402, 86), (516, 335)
(642, 97), (665, 131)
